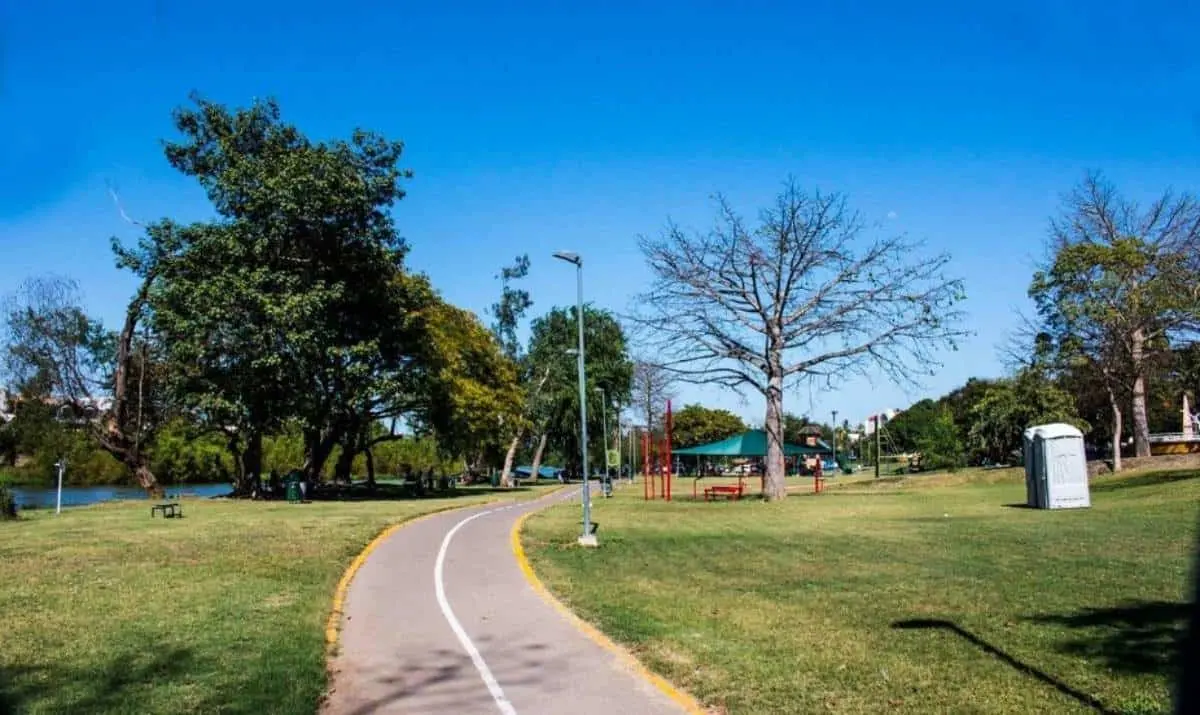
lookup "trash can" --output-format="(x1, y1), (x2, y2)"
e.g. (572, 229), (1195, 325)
(490, 472), (500, 487)
(286, 479), (301, 503)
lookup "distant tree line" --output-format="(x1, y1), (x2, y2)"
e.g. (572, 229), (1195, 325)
(878, 174), (1200, 472)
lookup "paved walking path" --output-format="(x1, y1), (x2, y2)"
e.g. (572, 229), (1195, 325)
(324, 486), (690, 715)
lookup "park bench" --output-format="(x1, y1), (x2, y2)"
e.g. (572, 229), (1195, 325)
(704, 484), (745, 501)
(151, 501), (182, 519)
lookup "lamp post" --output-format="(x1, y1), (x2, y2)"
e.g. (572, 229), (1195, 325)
(831, 409), (838, 468)
(54, 404), (71, 515)
(553, 250), (596, 546)
(54, 458), (66, 515)
(595, 387), (611, 497)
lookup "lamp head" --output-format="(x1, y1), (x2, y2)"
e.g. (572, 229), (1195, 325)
(552, 251), (581, 266)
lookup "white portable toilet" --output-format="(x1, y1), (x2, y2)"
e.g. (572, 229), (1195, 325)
(1022, 427), (1038, 507)
(1022, 423), (1090, 509)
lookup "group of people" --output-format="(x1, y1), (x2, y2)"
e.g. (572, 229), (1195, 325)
(247, 469), (309, 500)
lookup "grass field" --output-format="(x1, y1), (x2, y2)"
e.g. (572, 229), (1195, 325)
(523, 468), (1198, 714)
(0, 484), (554, 714)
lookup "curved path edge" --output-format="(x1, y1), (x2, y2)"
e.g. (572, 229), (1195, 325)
(510, 508), (708, 715)
(324, 500), (503, 655)
(323, 483), (701, 715)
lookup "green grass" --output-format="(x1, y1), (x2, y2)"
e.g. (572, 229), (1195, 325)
(0, 484), (555, 714)
(523, 468), (1199, 714)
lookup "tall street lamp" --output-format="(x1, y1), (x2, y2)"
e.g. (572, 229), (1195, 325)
(553, 250), (596, 546)
(595, 387), (611, 497)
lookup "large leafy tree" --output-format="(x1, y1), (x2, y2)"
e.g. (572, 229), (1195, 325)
(488, 255), (538, 487)
(1030, 173), (1200, 466)
(913, 405), (965, 471)
(526, 305), (633, 475)
(671, 404), (746, 448)
(633, 179), (968, 500)
(418, 298), (524, 473)
(882, 399), (942, 453)
(143, 95), (421, 486)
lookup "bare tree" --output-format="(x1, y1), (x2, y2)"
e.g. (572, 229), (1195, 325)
(3, 275), (165, 496)
(632, 179), (968, 500)
(630, 358), (677, 437)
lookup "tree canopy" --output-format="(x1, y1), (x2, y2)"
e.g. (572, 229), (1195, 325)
(526, 305), (633, 474)
(671, 404), (746, 448)
(1029, 172), (1200, 467)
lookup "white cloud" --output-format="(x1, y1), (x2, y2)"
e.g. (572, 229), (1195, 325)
(886, 210), (898, 220)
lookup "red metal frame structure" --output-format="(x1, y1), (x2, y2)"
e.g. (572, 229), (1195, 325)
(665, 399), (673, 501)
(642, 428), (653, 499)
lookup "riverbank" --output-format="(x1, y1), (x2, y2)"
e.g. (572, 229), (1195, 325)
(0, 483), (556, 714)
(0, 465), (138, 489)
(8, 483), (232, 510)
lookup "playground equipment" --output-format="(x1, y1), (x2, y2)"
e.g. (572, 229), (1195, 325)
(643, 400), (674, 500)
(1149, 394), (1200, 455)
(673, 428), (833, 498)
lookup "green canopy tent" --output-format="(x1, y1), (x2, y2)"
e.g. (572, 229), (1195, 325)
(673, 430), (832, 498)
(672, 429), (829, 457)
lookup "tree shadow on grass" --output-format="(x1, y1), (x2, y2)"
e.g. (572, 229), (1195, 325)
(1091, 470), (1200, 493)
(891, 619), (1118, 714)
(0, 647), (194, 715)
(330, 638), (553, 715)
(1027, 600), (1189, 678)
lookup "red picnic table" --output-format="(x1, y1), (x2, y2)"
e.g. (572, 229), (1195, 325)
(695, 474), (750, 501)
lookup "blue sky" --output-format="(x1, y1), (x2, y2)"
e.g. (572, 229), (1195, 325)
(2, 1), (1198, 428)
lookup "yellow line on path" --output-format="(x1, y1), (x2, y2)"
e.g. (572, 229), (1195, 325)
(510, 509), (708, 715)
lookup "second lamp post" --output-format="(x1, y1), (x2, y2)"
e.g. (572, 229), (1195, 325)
(553, 250), (597, 546)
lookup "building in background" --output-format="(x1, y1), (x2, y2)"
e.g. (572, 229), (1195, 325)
(861, 408), (900, 435)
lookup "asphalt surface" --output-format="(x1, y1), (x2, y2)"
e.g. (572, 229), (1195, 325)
(324, 485), (687, 715)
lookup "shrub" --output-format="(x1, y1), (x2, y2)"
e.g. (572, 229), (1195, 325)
(0, 480), (17, 520)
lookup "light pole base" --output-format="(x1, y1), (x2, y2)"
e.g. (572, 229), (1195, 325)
(577, 534), (600, 547)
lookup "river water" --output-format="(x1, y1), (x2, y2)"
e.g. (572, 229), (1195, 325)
(9, 483), (232, 509)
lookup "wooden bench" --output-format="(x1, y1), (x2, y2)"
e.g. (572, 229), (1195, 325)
(151, 502), (182, 519)
(704, 485), (745, 501)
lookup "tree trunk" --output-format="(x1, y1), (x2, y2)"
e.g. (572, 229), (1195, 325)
(1131, 328), (1151, 457)
(240, 429), (263, 492)
(334, 442), (355, 484)
(763, 364), (787, 501)
(225, 431), (245, 485)
(303, 427), (341, 483)
(530, 433), (548, 482)
(365, 447), (376, 488)
(108, 276), (163, 497)
(500, 431), (523, 488)
(1111, 395), (1123, 473)
(132, 463), (164, 499)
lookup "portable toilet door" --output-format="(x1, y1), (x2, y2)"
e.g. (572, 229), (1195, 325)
(1022, 427), (1039, 507)
(1030, 423), (1090, 510)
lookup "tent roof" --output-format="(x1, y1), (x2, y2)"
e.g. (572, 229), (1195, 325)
(672, 429), (831, 456)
